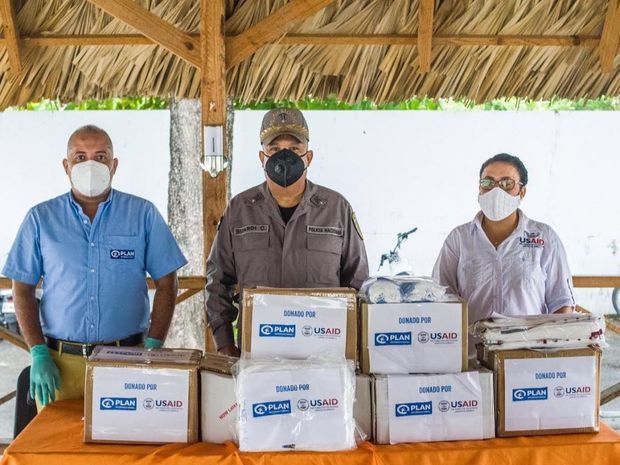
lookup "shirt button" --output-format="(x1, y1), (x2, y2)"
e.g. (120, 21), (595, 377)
(90, 242), (95, 247)
(90, 269), (95, 273)
(90, 325), (95, 329)
(90, 296), (95, 301)
(83, 219), (88, 224)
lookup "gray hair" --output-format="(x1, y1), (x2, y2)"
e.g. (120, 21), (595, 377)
(67, 125), (114, 154)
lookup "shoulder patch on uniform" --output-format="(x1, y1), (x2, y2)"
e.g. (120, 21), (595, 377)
(234, 224), (269, 236)
(352, 212), (364, 240)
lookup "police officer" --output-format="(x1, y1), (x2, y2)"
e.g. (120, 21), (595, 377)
(2, 125), (187, 409)
(433, 153), (574, 356)
(206, 109), (369, 356)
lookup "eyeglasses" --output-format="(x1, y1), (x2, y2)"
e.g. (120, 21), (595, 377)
(479, 177), (523, 192)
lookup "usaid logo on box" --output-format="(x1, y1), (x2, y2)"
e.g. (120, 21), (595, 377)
(100, 397), (137, 411)
(252, 400), (291, 418)
(259, 324), (296, 338)
(375, 332), (412, 346)
(394, 401), (433, 417)
(512, 387), (548, 402)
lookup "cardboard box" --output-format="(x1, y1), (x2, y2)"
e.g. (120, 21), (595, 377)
(200, 358), (372, 445)
(355, 374), (373, 442)
(479, 347), (601, 437)
(200, 353), (238, 444)
(372, 371), (495, 444)
(242, 288), (357, 362)
(236, 358), (356, 451)
(360, 299), (468, 374)
(84, 346), (201, 444)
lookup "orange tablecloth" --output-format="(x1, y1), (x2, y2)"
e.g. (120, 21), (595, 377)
(2, 400), (620, 465)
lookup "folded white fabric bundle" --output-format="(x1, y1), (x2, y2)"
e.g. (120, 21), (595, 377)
(470, 313), (606, 349)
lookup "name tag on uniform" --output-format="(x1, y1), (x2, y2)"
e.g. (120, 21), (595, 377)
(234, 224), (270, 236)
(307, 225), (344, 237)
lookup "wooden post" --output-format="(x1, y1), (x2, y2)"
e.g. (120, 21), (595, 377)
(201, 0), (227, 353)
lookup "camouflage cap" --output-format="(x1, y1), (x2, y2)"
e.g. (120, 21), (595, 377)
(260, 108), (309, 145)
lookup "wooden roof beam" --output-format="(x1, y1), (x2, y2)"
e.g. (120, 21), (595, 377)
(225, 0), (336, 68)
(600, 0), (620, 73)
(85, 0), (200, 68)
(0, 0), (22, 73)
(418, 0), (435, 73)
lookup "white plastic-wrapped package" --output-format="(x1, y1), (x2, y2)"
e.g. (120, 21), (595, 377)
(373, 371), (495, 444)
(361, 276), (447, 304)
(234, 357), (356, 452)
(471, 313), (606, 350)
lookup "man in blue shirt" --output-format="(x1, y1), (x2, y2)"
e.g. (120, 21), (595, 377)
(2, 125), (187, 409)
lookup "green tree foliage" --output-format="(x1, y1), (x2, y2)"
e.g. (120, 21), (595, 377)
(7, 95), (620, 112)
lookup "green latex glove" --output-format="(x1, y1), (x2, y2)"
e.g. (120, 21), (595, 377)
(144, 337), (163, 349)
(30, 344), (61, 406)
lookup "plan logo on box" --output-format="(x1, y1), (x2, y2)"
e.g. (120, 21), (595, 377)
(394, 401), (433, 417)
(258, 324), (296, 338)
(252, 400), (292, 418)
(100, 397), (137, 411)
(374, 332), (412, 346)
(512, 387), (548, 402)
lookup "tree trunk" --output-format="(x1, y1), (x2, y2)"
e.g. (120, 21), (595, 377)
(166, 99), (205, 350)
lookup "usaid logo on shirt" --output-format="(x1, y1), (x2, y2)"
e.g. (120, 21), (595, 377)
(100, 397), (137, 411)
(395, 401), (433, 417)
(252, 400), (291, 418)
(259, 324), (296, 338)
(519, 231), (545, 249)
(374, 332), (412, 346)
(512, 387), (548, 402)
(110, 249), (135, 259)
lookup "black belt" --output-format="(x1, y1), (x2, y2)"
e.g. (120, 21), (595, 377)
(45, 333), (144, 358)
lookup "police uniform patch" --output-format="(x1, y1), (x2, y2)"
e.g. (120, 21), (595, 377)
(352, 212), (364, 240)
(234, 224), (269, 236)
(307, 225), (344, 236)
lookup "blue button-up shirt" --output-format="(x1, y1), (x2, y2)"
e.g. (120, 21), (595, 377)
(2, 189), (187, 343)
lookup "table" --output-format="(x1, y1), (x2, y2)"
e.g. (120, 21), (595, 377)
(2, 400), (620, 465)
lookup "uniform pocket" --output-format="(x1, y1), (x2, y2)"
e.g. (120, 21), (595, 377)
(103, 235), (144, 274)
(232, 233), (270, 283)
(306, 235), (343, 285)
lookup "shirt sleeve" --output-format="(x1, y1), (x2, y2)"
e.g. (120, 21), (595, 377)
(339, 204), (369, 290)
(144, 204), (188, 280)
(542, 229), (576, 313)
(432, 231), (460, 296)
(1, 209), (42, 286)
(205, 206), (238, 349)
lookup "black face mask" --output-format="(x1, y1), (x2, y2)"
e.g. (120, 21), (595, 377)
(264, 148), (307, 188)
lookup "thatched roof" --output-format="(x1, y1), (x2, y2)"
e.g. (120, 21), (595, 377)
(0, 0), (619, 108)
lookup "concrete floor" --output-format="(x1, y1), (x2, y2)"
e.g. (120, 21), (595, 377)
(0, 330), (619, 443)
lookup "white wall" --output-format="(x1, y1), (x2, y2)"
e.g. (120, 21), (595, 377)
(0, 110), (170, 267)
(1, 109), (618, 313)
(232, 110), (620, 314)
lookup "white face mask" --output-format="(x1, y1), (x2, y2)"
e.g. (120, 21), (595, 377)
(70, 160), (112, 197)
(478, 187), (521, 221)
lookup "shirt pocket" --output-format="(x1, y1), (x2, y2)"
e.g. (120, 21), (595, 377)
(306, 234), (343, 285)
(232, 232), (271, 283)
(103, 235), (145, 275)
(507, 249), (545, 291)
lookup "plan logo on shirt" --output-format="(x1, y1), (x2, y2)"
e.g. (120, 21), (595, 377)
(519, 231), (545, 249)
(110, 249), (135, 259)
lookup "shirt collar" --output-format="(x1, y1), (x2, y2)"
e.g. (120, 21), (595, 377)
(68, 188), (115, 216)
(472, 208), (528, 235)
